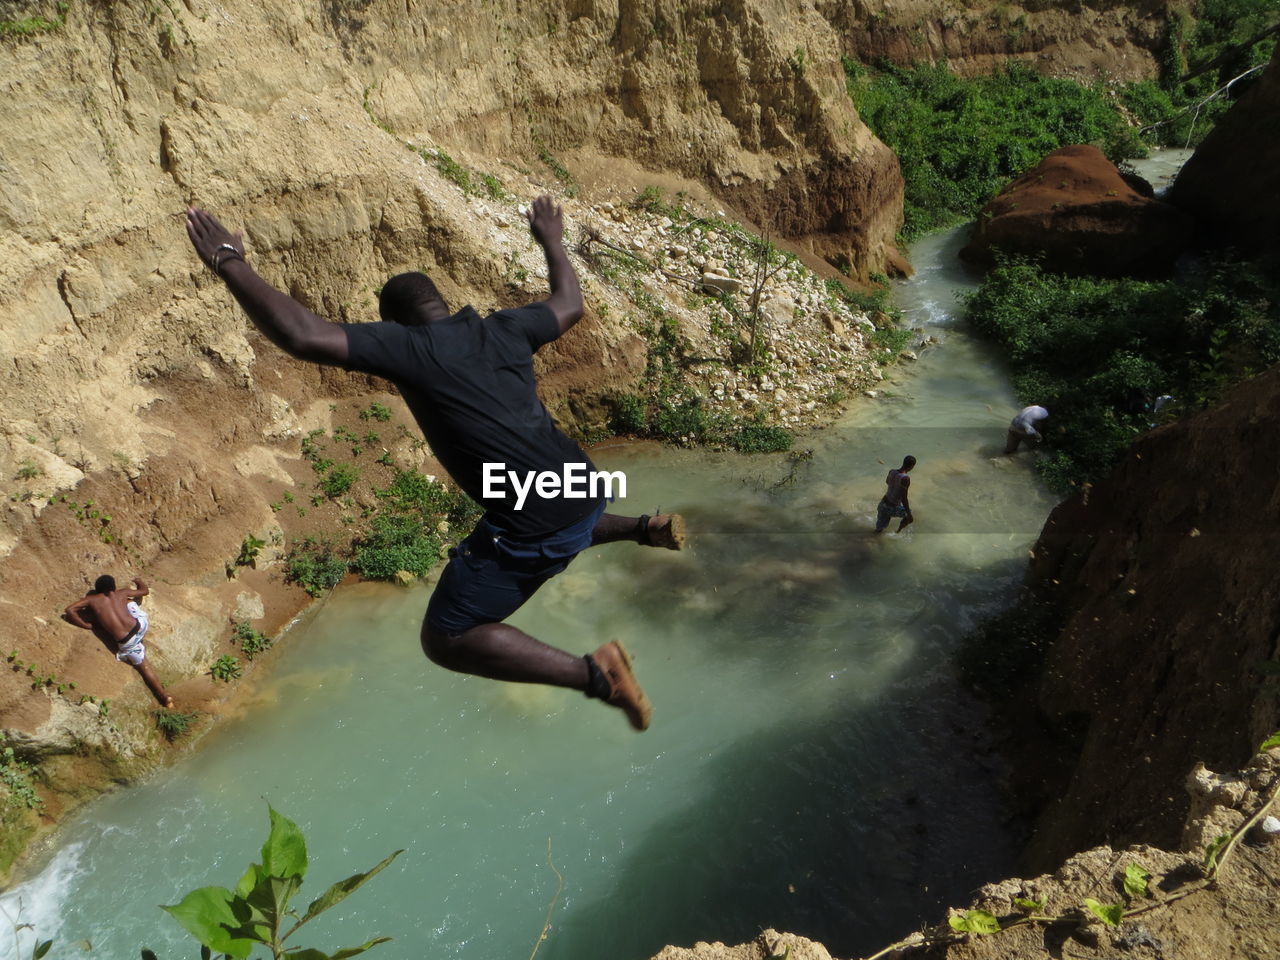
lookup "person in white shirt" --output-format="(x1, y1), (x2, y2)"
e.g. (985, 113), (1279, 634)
(1006, 405), (1049, 454)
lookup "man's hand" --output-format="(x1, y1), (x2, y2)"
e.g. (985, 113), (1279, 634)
(186, 207), (245, 274)
(526, 194), (564, 249)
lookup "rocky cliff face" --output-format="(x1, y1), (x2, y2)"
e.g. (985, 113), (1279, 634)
(821, 0), (1173, 80)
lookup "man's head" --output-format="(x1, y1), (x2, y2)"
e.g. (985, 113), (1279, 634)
(379, 272), (448, 326)
(93, 574), (116, 594)
(901, 455), (917, 472)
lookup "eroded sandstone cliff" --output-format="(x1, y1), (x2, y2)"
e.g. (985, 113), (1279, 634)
(822, 0), (1173, 80)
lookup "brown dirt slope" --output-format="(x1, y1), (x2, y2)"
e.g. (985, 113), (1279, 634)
(1024, 365), (1280, 868)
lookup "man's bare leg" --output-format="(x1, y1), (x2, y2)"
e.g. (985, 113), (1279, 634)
(135, 661), (174, 708)
(423, 621), (589, 687)
(591, 513), (684, 548)
(422, 620), (652, 729)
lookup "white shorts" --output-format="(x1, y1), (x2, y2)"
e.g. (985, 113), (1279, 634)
(116, 601), (149, 666)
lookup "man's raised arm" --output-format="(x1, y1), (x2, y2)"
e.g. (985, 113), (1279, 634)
(526, 195), (583, 336)
(186, 207), (348, 366)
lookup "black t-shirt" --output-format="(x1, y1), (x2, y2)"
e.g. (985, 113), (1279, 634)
(342, 303), (599, 539)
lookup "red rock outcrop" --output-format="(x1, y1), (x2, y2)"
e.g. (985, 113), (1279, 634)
(959, 144), (1192, 275)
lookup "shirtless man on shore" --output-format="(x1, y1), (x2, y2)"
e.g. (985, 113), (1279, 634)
(64, 575), (174, 707)
(185, 194), (680, 731)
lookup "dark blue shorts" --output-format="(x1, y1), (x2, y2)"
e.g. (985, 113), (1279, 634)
(426, 499), (607, 637)
(875, 498), (909, 531)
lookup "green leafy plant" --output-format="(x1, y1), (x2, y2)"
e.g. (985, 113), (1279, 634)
(0, 1), (67, 38)
(155, 708), (201, 741)
(320, 463), (360, 498)
(964, 252), (1280, 492)
(234, 534), (265, 569)
(232, 621), (273, 660)
(160, 805), (400, 960)
(729, 423), (794, 454)
(948, 909), (1001, 934)
(1260, 731), (1280, 751)
(14, 459), (41, 481)
(1203, 832), (1231, 871)
(1122, 861), (1152, 899)
(1082, 898), (1122, 927)
(285, 538), (348, 596)
(359, 403), (392, 422)
(0, 748), (43, 811)
(210, 655), (242, 683)
(1013, 896), (1045, 914)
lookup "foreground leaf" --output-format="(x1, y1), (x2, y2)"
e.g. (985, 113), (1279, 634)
(1013, 896), (1044, 914)
(1122, 862), (1151, 899)
(161, 886), (256, 959)
(1203, 833), (1231, 872)
(330, 936), (394, 959)
(300, 850), (404, 924)
(1260, 731), (1280, 751)
(263, 805), (308, 880)
(1083, 898), (1122, 927)
(948, 909), (1001, 934)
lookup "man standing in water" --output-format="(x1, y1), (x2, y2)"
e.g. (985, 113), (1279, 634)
(874, 456), (915, 534)
(64, 575), (174, 707)
(1006, 404), (1049, 454)
(185, 195), (681, 731)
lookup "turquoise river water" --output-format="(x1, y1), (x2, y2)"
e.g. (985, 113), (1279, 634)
(5, 223), (1068, 960)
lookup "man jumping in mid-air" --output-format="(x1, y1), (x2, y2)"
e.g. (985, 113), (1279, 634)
(186, 195), (681, 731)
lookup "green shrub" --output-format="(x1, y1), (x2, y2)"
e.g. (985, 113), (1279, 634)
(285, 538), (348, 596)
(0, 748), (42, 810)
(652, 396), (711, 440)
(234, 533), (265, 568)
(964, 252), (1280, 490)
(871, 326), (913, 364)
(352, 514), (443, 580)
(729, 423), (794, 453)
(232, 621), (273, 660)
(609, 393), (649, 434)
(320, 463), (360, 498)
(156, 709), (202, 741)
(210, 655), (242, 683)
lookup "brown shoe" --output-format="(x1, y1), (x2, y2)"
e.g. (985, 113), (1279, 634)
(640, 513), (685, 550)
(591, 641), (652, 731)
